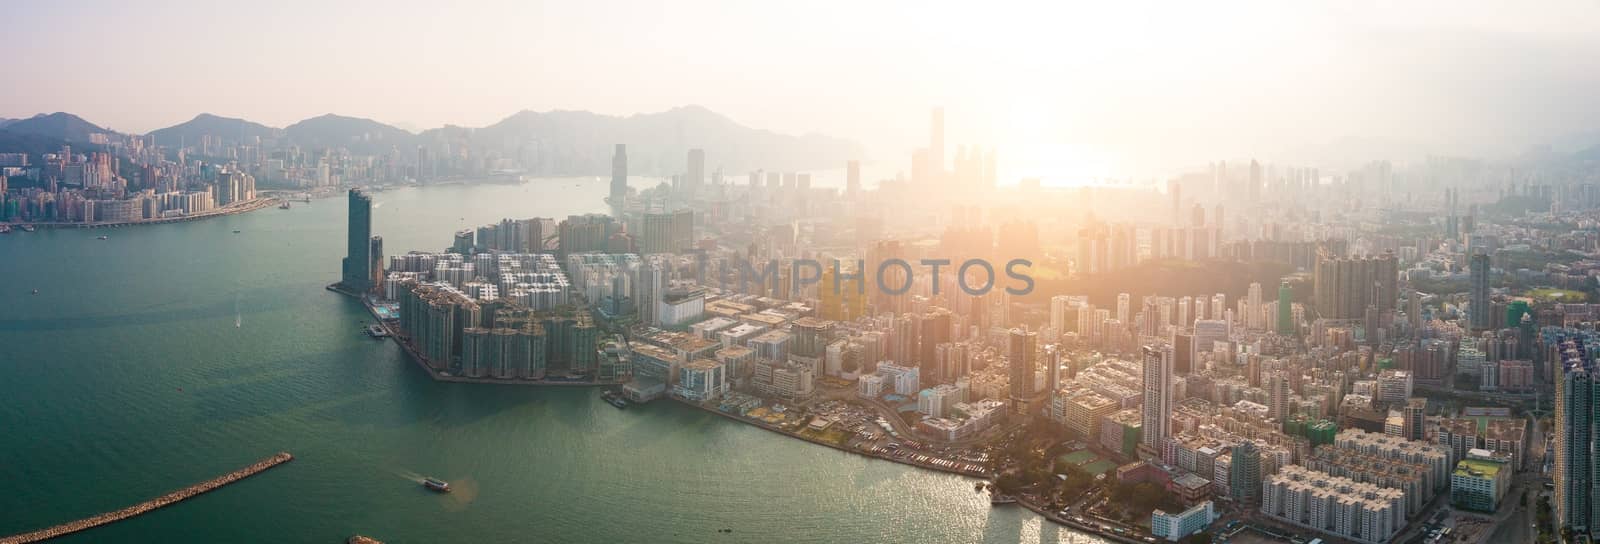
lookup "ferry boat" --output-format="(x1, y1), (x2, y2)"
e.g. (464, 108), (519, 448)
(989, 493), (1018, 505)
(279, 201), (292, 209)
(0, 225), (10, 234)
(19, 224), (35, 232)
(365, 324), (389, 338)
(600, 390), (629, 409)
(422, 478), (451, 493)
(600, 389), (629, 409)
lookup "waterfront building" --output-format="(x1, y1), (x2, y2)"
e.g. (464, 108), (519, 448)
(752, 358), (814, 399)
(340, 189), (372, 293)
(1152, 501), (1215, 542)
(673, 358), (728, 402)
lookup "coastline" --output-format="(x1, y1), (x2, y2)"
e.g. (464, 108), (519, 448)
(329, 285), (1143, 544)
(8, 198), (278, 229)
(668, 395), (996, 479)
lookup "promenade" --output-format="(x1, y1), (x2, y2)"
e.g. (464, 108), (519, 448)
(0, 452), (293, 544)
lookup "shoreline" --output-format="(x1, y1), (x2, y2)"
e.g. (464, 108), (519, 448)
(668, 395), (996, 480)
(329, 286), (1144, 544)
(7, 198), (278, 229)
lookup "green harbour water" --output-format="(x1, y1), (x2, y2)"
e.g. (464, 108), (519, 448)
(0, 178), (1103, 543)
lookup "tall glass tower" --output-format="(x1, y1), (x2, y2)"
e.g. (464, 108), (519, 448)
(340, 189), (372, 293)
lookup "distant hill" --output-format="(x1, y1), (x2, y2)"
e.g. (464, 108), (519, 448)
(422, 105), (864, 176)
(146, 113), (281, 148)
(284, 114), (415, 155)
(0, 106), (863, 175)
(3, 112), (112, 143)
(0, 118), (15, 128)
(0, 130), (69, 158)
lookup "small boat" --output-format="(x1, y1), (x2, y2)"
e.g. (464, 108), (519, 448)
(601, 390), (629, 409)
(279, 202), (292, 209)
(422, 478), (451, 493)
(233, 230), (241, 234)
(96, 235), (109, 240)
(19, 225), (35, 232)
(989, 494), (1017, 505)
(31, 289), (39, 295)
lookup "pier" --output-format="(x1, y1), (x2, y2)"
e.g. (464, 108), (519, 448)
(0, 452), (293, 544)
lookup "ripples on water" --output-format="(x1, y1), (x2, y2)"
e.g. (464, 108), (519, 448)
(0, 180), (1103, 543)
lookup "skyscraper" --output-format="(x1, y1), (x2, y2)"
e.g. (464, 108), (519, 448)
(340, 189), (372, 293)
(685, 148), (705, 198)
(1246, 282), (1262, 330)
(1116, 293), (1130, 329)
(1008, 328), (1037, 415)
(1555, 353), (1597, 536)
(1141, 344), (1172, 448)
(1470, 253), (1491, 330)
(1277, 282), (1294, 334)
(609, 144), (628, 211)
(1266, 371), (1289, 423)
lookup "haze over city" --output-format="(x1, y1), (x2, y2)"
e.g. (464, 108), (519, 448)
(6, 1), (1600, 180)
(8, 2), (1600, 544)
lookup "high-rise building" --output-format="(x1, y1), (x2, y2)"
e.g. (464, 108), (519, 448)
(1117, 293), (1131, 329)
(919, 309), (952, 384)
(1229, 441), (1261, 504)
(1008, 328), (1037, 415)
(609, 144), (628, 211)
(1555, 354), (1598, 536)
(1277, 282), (1294, 334)
(1246, 282), (1263, 330)
(340, 189), (372, 293)
(1267, 371), (1290, 423)
(1141, 344), (1173, 448)
(685, 148), (705, 198)
(368, 236), (384, 293)
(1312, 249), (1399, 320)
(1469, 253), (1491, 330)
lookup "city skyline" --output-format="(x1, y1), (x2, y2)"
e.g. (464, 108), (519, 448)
(6, 1), (1600, 179)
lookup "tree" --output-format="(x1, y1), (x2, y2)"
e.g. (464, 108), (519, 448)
(1179, 531), (1212, 544)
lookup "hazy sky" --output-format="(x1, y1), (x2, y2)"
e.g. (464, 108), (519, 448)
(5, 0), (1600, 180)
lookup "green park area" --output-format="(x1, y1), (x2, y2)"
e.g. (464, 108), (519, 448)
(1527, 288), (1588, 303)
